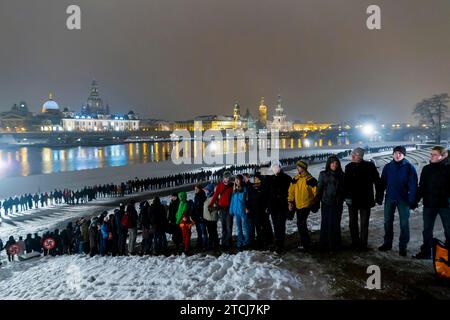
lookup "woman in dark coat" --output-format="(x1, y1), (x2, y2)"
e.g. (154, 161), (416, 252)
(167, 193), (182, 253)
(317, 156), (345, 251)
(89, 218), (99, 257)
(193, 185), (208, 249)
(149, 197), (167, 254)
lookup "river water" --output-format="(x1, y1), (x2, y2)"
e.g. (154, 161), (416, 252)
(0, 137), (350, 179)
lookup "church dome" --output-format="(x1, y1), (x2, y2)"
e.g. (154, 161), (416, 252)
(42, 93), (60, 112)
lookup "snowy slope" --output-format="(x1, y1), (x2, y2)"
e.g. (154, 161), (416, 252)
(0, 252), (304, 300)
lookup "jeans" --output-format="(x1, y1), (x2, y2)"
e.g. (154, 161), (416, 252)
(296, 208), (311, 248)
(99, 238), (107, 255)
(194, 220), (208, 248)
(118, 231), (127, 255)
(422, 207), (450, 254)
(205, 221), (219, 249)
(78, 241), (84, 254)
(383, 199), (410, 250)
(153, 231), (167, 253)
(219, 207), (233, 247)
(348, 206), (371, 248)
(235, 214), (250, 248)
(142, 233), (153, 255)
(128, 228), (137, 254)
(271, 211), (287, 250)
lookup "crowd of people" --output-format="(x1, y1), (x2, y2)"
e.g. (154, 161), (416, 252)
(0, 168), (257, 215)
(2, 143), (447, 264)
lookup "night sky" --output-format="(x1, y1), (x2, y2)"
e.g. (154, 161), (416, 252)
(1, 0), (449, 123)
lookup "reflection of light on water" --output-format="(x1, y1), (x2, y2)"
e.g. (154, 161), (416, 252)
(154, 143), (159, 162)
(42, 148), (53, 174)
(128, 144), (134, 160)
(108, 145), (127, 167)
(3, 137), (346, 178)
(304, 139), (311, 148)
(143, 143), (148, 156)
(135, 143), (140, 155)
(20, 148), (29, 176)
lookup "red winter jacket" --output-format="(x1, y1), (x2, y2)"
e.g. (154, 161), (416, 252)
(209, 182), (233, 208)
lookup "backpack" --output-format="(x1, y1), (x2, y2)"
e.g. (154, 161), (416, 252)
(433, 238), (450, 281)
(120, 214), (130, 229)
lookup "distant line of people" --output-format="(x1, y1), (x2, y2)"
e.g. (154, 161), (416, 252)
(0, 144), (416, 217)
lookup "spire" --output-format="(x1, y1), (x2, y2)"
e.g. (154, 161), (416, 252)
(260, 97), (265, 106)
(233, 102), (241, 122)
(275, 94), (285, 117)
(90, 80), (99, 95)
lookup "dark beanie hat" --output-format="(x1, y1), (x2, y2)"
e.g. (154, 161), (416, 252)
(393, 146), (406, 156)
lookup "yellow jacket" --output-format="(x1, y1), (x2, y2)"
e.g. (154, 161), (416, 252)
(288, 173), (318, 209)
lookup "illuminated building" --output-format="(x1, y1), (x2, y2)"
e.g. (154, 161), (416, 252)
(267, 95), (293, 132)
(259, 97), (267, 128)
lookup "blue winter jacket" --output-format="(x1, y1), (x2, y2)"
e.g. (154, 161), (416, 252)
(229, 187), (247, 217)
(381, 159), (418, 204)
(100, 223), (109, 240)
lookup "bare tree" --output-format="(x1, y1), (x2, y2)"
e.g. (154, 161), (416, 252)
(413, 93), (450, 144)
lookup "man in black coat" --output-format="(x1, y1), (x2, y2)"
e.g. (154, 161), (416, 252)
(247, 172), (271, 249)
(168, 193), (182, 253)
(264, 161), (292, 254)
(344, 147), (383, 251)
(413, 146), (450, 259)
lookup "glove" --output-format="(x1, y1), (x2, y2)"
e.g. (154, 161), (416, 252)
(288, 202), (295, 212)
(311, 201), (320, 213)
(376, 198), (383, 206)
(345, 198), (352, 206)
(409, 202), (418, 210)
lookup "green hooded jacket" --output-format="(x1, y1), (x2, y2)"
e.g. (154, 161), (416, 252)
(175, 191), (188, 224)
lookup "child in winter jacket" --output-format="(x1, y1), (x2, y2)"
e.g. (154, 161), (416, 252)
(179, 213), (194, 253)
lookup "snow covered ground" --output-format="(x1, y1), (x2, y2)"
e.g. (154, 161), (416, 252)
(0, 252), (305, 300)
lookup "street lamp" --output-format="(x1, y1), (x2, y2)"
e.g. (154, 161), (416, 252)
(362, 124), (375, 136)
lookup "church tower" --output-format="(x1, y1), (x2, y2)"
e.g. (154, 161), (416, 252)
(259, 97), (267, 128)
(233, 102), (241, 122)
(86, 80), (105, 115)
